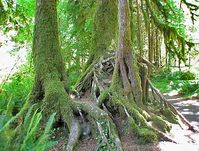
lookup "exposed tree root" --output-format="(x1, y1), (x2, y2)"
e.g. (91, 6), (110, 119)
(73, 52), (197, 149)
(3, 52), (196, 150)
(72, 101), (123, 151)
(148, 79), (197, 132)
(66, 118), (80, 151)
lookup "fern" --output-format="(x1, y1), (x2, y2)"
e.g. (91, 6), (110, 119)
(21, 109), (42, 151)
(0, 103), (57, 151)
(5, 95), (14, 117)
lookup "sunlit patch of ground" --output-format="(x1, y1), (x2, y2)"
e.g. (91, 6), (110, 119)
(158, 124), (199, 151)
(158, 94), (199, 151)
(166, 94), (199, 127)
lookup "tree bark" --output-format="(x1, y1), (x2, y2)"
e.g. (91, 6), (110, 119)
(117, 0), (142, 104)
(31, 0), (72, 122)
(85, 0), (118, 68)
(136, 0), (143, 56)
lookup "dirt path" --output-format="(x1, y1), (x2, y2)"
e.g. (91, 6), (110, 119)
(165, 94), (199, 127)
(157, 95), (199, 151)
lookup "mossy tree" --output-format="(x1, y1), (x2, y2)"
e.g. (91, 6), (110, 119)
(85, 0), (118, 69)
(30, 0), (121, 150)
(29, 0), (196, 150)
(76, 0), (196, 150)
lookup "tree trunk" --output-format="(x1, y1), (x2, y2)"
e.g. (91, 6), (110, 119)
(117, 0), (142, 104)
(155, 28), (161, 68)
(30, 0), (74, 124)
(85, 0), (118, 68)
(136, 0), (143, 56)
(149, 23), (154, 63)
(73, 0), (196, 149)
(15, 0), (196, 150)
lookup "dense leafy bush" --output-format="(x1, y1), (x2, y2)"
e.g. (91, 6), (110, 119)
(179, 81), (199, 96)
(167, 71), (195, 80)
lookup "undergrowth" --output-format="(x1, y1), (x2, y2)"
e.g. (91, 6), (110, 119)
(0, 64), (57, 151)
(152, 69), (199, 97)
(0, 64), (34, 115)
(0, 104), (57, 151)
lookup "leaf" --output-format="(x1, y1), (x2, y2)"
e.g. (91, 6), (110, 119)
(44, 112), (56, 134)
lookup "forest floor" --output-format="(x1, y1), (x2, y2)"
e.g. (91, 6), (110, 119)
(157, 94), (199, 151)
(51, 94), (199, 151)
(76, 94), (199, 151)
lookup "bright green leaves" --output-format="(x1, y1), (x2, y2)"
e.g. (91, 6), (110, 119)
(1, 0), (35, 44)
(164, 0), (186, 37)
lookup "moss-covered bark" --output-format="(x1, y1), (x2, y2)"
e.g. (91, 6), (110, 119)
(30, 2), (124, 150)
(27, 0), (196, 150)
(85, 0), (118, 68)
(30, 0), (72, 123)
(117, 0), (142, 104)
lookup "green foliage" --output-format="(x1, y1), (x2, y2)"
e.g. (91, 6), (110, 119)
(178, 81), (199, 96)
(0, 64), (33, 114)
(179, 71), (196, 80)
(0, 105), (57, 151)
(164, 0), (186, 37)
(58, 0), (96, 88)
(1, 0), (35, 43)
(166, 71), (195, 80)
(66, 65), (81, 89)
(152, 69), (198, 97)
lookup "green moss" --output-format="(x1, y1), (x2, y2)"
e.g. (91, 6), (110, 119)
(127, 117), (158, 144)
(137, 128), (158, 144)
(98, 88), (111, 105)
(85, 0), (118, 69)
(152, 116), (171, 133)
(110, 68), (123, 95)
(162, 108), (178, 124)
(140, 110), (151, 121)
(127, 117), (139, 133)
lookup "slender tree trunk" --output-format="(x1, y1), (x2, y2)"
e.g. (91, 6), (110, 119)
(85, 0), (118, 68)
(155, 29), (160, 68)
(117, 0), (142, 104)
(149, 23), (155, 63)
(136, 0), (143, 56)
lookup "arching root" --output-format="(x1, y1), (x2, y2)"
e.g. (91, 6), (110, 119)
(73, 53), (195, 147)
(66, 118), (81, 151)
(148, 79), (197, 132)
(70, 101), (123, 151)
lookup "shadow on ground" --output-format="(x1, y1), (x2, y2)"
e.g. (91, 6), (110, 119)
(157, 94), (199, 151)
